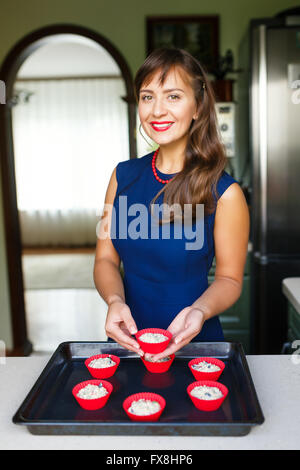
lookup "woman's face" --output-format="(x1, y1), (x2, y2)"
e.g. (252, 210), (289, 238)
(138, 66), (198, 148)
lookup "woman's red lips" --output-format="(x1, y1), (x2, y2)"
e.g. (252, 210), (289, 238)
(150, 122), (174, 132)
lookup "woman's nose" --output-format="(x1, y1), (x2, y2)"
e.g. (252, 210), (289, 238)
(152, 97), (167, 117)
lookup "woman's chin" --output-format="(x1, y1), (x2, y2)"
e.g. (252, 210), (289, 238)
(149, 133), (178, 147)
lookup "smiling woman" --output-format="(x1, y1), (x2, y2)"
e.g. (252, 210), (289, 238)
(93, 48), (249, 357)
(134, 48), (227, 220)
(138, 69), (198, 157)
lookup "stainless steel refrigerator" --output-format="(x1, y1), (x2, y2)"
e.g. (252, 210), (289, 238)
(248, 11), (300, 353)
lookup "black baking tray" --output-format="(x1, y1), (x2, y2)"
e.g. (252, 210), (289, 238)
(13, 341), (264, 436)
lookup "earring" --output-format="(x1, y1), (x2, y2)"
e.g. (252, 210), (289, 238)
(139, 123), (152, 146)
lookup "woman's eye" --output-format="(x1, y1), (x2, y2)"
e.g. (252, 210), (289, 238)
(140, 94), (180, 101)
(141, 95), (152, 101)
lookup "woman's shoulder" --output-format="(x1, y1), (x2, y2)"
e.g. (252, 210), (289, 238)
(216, 170), (238, 200)
(116, 152), (152, 176)
(115, 152), (153, 191)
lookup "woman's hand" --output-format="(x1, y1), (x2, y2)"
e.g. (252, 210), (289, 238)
(144, 306), (206, 361)
(105, 300), (144, 356)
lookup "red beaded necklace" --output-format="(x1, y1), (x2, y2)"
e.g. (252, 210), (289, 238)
(151, 148), (172, 184)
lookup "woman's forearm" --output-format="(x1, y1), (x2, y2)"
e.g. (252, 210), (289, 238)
(191, 275), (242, 321)
(93, 258), (125, 306)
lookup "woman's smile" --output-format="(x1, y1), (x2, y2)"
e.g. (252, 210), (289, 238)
(138, 66), (198, 147)
(150, 121), (174, 132)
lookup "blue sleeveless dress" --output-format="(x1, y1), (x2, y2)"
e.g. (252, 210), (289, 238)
(110, 151), (237, 342)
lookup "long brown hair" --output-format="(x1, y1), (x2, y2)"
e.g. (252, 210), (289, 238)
(134, 48), (228, 222)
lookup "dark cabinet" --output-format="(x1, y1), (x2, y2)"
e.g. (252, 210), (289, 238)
(208, 254), (251, 353)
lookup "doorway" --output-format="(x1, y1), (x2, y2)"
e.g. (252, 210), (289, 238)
(0, 25), (136, 355)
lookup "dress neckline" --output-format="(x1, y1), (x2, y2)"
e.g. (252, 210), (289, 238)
(155, 166), (178, 178)
(151, 152), (178, 178)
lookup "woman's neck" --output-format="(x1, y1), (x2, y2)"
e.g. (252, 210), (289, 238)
(155, 142), (186, 174)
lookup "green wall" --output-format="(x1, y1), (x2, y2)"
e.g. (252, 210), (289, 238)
(0, 0), (296, 352)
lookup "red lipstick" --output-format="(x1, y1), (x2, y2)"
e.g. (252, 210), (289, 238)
(150, 121), (174, 132)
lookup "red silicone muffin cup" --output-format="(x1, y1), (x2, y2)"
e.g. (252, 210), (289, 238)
(187, 380), (228, 412)
(85, 354), (120, 379)
(123, 392), (166, 422)
(188, 357), (225, 381)
(72, 379), (113, 410)
(140, 353), (175, 373)
(135, 328), (172, 354)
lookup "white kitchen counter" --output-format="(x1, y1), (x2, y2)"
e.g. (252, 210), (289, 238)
(282, 277), (300, 315)
(1, 355), (300, 450)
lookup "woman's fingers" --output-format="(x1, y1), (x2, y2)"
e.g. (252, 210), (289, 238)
(174, 324), (198, 345)
(113, 338), (143, 355)
(169, 308), (205, 344)
(109, 327), (139, 349)
(107, 324), (144, 355)
(105, 302), (142, 353)
(119, 342), (143, 355)
(144, 339), (184, 362)
(108, 335), (143, 355)
(122, 310), (138, 336)
(167, 307), (191, 334)
(145, 328), (198, 362)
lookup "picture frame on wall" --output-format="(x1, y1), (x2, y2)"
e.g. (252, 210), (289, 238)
(146, 15), (219, 73)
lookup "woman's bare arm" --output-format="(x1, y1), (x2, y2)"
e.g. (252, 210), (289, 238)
(146, 182), (249, 360)
(93, 167), (142, 353)
(93, 167), (125, 306)
(190, 182), (250, 317)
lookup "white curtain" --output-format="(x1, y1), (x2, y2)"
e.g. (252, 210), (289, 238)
(12, 78), (129, 246)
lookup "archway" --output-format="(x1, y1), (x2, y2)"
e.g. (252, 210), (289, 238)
(0, 24), (136, 355)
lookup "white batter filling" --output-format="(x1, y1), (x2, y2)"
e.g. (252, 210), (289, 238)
(77, 383), (108, 400)
(139, 333), (168, 343)
(128, 399), (161, 415)
(88, 356), (116, 368)
(190, 385), (223, 400)
(146, 355), (171, 363)
(192, 361), (221, 372)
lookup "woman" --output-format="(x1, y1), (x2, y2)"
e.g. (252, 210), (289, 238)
(93, 48), (249, 361)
